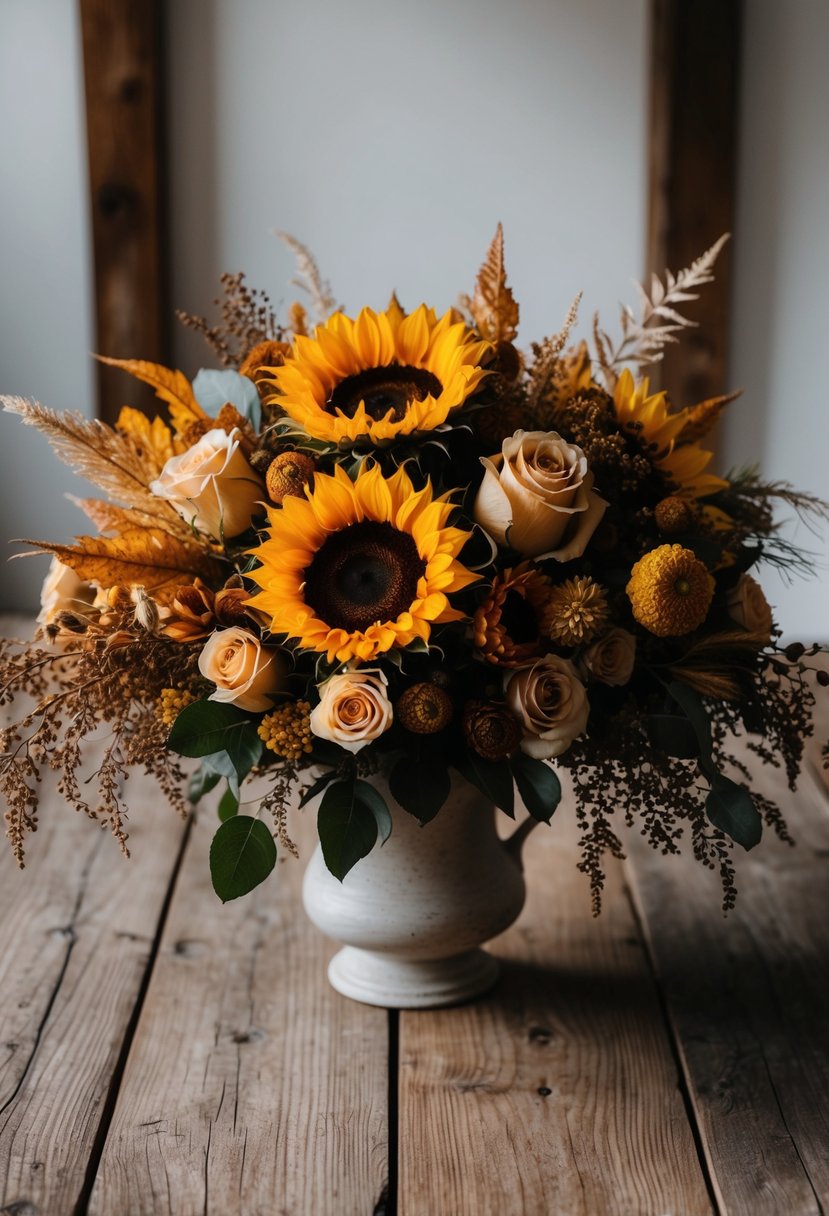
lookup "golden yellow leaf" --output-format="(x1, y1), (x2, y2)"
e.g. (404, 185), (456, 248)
(21, 529), (226, 604)
(68, 496), (179, 536)
(676, 390), (742, 445)
(470, 223), (519, 344)
(116, 406), (180, 470)
(96, 356), (207, 435)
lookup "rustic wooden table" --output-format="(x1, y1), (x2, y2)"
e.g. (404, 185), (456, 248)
(1, 616), (827, 1216)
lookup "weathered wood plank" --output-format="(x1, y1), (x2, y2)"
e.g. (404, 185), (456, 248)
(626, 725), (829, 1215)
(398, 798), (713, 1216)
(79, 0), (166, 424)
(646, 0), (741, 405)
(88, 803), (388, 1216)
(0, 766), (187, 1214)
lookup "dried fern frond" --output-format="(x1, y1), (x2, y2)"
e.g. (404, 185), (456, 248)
(526, 293), (583, 411)
(177, 272), (282, 367)
(592, 234), (730, 389)
(1, 397), (190, 535)
(275, 232), (338, 321)
(459, 222), (519, 345)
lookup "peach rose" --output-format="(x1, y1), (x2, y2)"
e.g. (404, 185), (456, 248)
(727, 574), (773, 640)
(582, 628), (636, 687)
(150, 428), (264, 540)
(474, 430), (606, 560)
(505, 654), (589, 759)
(310, 668), (393, 753)
(198, 627), (287, 712)
(37, 557), (96, 629)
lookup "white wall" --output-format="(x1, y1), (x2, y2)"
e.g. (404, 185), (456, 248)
(724, 0), (829, 639)
(0, 0), (95, 613)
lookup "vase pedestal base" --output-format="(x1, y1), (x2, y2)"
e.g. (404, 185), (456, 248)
(327, 946), (500, 1009)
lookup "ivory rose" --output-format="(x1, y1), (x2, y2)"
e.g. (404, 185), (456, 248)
(727, 574), (773, 640)
(37, 557), (96, 629)
(505, 655), (589, 759)
(150, 428), (264, 539)
(582, 628), (636, 687)
(198, 627), (287, 712)
(310, 668), (393, 753)
(474, 430), (606, 560)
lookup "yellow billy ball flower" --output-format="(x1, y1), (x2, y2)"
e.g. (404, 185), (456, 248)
(258, 701), (313, 762)
(260, 303), (490, 445)
(627, 544), (714, 637)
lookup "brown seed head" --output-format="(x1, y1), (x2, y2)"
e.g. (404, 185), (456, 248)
(462, 700), (522, 760)
(266, 451), (316, 504)
(397, 682), (454, 734)
(654, 495), (694, 535)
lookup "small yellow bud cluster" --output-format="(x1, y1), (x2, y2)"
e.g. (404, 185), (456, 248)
(159, 687), (196, 730)
(258, 700), (314, 762)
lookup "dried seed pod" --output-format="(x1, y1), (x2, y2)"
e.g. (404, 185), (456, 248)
(266, 451), (316, 504)
(397, 682), (454, 734)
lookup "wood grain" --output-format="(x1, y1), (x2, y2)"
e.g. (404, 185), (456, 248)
(398, 797), (713, 1216)
(0, 767), (187, 1214)
(646, 0), (741, 405)
(79, 0), (167, 424)
(626, 730), (829, 1215)
(88, 803), (389, 1216)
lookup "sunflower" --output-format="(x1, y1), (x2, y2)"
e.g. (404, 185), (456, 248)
(261, 304), (490, 445)
(612, 369), (728, 499)
(247, 463), (478, 662)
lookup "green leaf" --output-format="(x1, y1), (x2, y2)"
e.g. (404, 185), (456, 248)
(317, 781), (378, 881)
(706, 775), (762, 850)
(308, 739), (350, 768)
(511, 754), (561, 823)
(298, 769), (337, 808)
(187, 764), (221, 805)
(389, 757), (450, 825)
(354, 779), (392, 843)
(201, 750), (242, 798)
(209, 816), (276, 902)
(665, 682), (716, 778)
(455, 752), (515, 818)
(218, 788), (238, 822)
(646, 714), (700, 760)
(169, 701), (263, 789)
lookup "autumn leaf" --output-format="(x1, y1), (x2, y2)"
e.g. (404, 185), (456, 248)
(676, 390), (742, 445)
(19, 529), (226, 604)
(95, 356), (207, 435)
(68, 496), (179, 536)
(116, 406), (180, 469)
(469, 223), (519, 344)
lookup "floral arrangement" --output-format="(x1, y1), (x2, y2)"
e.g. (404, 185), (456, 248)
(2, 228), (826, 909)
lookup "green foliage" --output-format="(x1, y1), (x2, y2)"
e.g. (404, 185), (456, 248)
(389, 756), (450, 824)
(317, 779), (388, 881)
(645, 714), (700, 760)
(218, 788), (238, 821)
(511, 753), (561, 823)
(187, 764), (221, 805)
(169, 700), (263, 798)
(455, 752), (514, 818)
(209, 816), (276, 902)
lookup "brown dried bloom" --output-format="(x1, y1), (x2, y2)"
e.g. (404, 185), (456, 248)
(544, 577), (610, 646)
(473, 562), (552, 667)
(180, 419), (210, 448)
(164, 577), (259, 642)
(266, 451), (316, 505)
(397, 682), (454, 734)
(654, 495), (694, 535)
(462, 700), (522, 760)
(239, 339), (293, 400)
(159, 687), (196, 730)
(258, 700), (313, 762)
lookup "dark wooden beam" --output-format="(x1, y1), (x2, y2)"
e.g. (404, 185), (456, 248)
(79, 0), (166, 423)
(646, 0), (742, 406)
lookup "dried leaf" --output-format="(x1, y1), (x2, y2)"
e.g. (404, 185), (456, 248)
(20, 529), (225, 603)
(667, 667), (742, 701)
(469, 223), (519, 344)
(276, 232), (337, 321)
(95, 356), (207, 435)
(1, 397), (189, 534)
(116, 406), (180, 469)
(67, 496), (178, 536)
(676, 390), (742, 444)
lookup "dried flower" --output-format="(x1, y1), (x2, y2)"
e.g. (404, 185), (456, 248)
(544, 576), (609, 646)
(397, 683), (453, 733)
(266, 451), (316, 505)
(462, 700), (522, 760)
(654, 495), (694, 535)
(473, 562), (551, 667)
(258, 700), (313, 762)
(159, 687), (196, 730)
(627, 544), (714, 637)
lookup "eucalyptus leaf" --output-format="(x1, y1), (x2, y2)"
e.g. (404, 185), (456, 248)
(193, 367), (261, 430)
(706, 774), (762, 850)
(209, 816), (276, 902)
(298, 769), (337, 808)
(317, 781), (378, 881)
(455, 752), (515, 818)
(389, 757), (450, 825)
(511, 754), (561, 823)
(188, 764), (221, 805)
(169, 701), (263, 789)
(354, 779), (392, 843)
(218, 788), (239, 822)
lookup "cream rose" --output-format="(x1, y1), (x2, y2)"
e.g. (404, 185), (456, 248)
(727, 574), (773, 640)
(310, 669), (393, 754)
(581, 628), (636, 687)
(37, 557), (96, 629)
(198, 627), (287, 712)
(505, 655), (589, 759)
(150, 428), (264, 539)
(474, 430), (606, 560)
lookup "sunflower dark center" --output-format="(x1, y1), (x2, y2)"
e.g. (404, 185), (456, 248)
(500, 590), (539, 645)
(328, 364), (443, 422)
(304, 521), (426, 632)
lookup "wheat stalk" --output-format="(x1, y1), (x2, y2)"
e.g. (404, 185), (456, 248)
(275, 231), (338, 321)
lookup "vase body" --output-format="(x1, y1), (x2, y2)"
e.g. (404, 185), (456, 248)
(301, 772), (527, 1008)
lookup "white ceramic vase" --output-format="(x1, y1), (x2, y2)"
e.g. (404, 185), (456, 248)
(301, 771), (531, 1009)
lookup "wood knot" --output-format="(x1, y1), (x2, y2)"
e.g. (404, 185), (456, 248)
(528, 1025), (554, 1046)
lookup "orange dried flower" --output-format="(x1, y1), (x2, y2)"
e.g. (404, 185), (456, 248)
(462, 701), (522, 760)
(473, 562), (551, 667)
(627, 545), (714, 637)
(266, 451), (316, 505)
